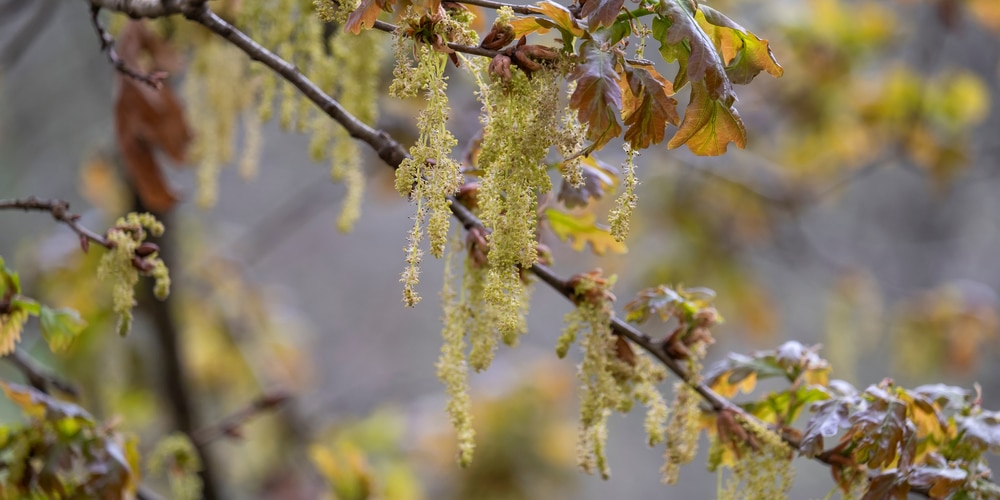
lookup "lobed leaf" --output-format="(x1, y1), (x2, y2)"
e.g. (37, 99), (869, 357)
(800, 384), (860, 457)
(907, 466), (968, 498)
(544, 208), (627, 256)
(620, 60), (680, 149)
(345, 0), (395, 34)
(568, 41), (623, 153)
(956, 411), (1000, 454)
(667, 80), (747, 155)
(697, 6), (783, 84)
(578, 0), (626, 29)
(510, 1), (585, 39)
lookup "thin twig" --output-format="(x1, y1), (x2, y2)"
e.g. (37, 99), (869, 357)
(447, 0), (537, 15)
(5, 350), (80, 398)
(372, 20), (502, 58)
(191, 390), (292, 447)
(0, 197), (110, 250)
(89, 4), (166, 88)
(85, 2), (980, 496)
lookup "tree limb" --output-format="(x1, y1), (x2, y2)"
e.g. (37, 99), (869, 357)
(0, 197), (111, 250)
(4, 350), (80, 398)
(83, 2), (986, 497)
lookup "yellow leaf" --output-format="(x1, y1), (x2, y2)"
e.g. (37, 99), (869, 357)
(545, 208), (627, 255)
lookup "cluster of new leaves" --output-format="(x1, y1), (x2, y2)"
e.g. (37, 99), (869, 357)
(509, 0), (784, 156)
(0, 383), (139, 498)
(0, 257), (87, 355)
(705, 342), (1000, 498)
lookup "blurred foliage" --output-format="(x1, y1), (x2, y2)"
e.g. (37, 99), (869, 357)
(2, 0), (1000, 497)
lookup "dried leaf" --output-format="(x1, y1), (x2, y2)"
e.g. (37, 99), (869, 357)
(544, 208), (627, 255)
(568, 41), (623, 152)
(113, 21), (191, 213)
(346, 0), (389, 34)
(621, 59), (680, 149)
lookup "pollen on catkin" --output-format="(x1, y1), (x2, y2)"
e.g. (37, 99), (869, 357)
(473, 65), (561, 341)
(436, 237), (476, 466)
(661, 381), (702, 485)
(98, 213), (169, 337)
(393, 42), (462, 305)
(609, 144), (639, 242)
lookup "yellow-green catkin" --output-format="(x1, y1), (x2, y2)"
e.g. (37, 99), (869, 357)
(719, 417), (794, 500)
(0, 307), (29, 356)
(436, 237), (475, 466)
(393, 42), (462, 306)
(314, 0), (359, 23)
(149, 433), (203, 500)
(609, 144), (638, 242)
(183, 35), (254, 208)
(561, 275), (669, 480)
(557, 91), (587, 188)
(474, 66), (561, 340)
(97, 213), (169, 337)
(662, 381), (702, 484)
(573, 300), (619, 479)
(328, 30), (384, 232)
(239, 106), (263, 180)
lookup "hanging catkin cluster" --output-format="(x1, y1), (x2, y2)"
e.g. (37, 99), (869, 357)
(555, 273), (668, 479)
(473, 65), (561, 341)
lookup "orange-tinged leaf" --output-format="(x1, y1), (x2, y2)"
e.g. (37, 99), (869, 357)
(536, 1), (585, 37)
(621, 59), (679, 149)
(653, 2), (735, 102)
(667, 80), (746, 155)
(510, 17), (549, 38)
(544, 208), (627, 255)
(697, 6), (783, 84)
(569, 41), (623, 152)
(345, 0), (390, 34)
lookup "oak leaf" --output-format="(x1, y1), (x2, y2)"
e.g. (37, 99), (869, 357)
(620, 59), (679, 149)
(544, 208), (627, 255)
(568, 41), (622, 153)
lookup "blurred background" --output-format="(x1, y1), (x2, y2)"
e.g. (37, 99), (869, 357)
(1, 0), (999, 498)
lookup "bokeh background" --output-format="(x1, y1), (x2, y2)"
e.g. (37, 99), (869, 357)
(2, 0), (999, 498)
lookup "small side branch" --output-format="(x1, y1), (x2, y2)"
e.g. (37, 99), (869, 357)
(5, 350), (80, 398)
(0, 197), (111, 250)
(89, 4), (166, 88)
(191, 390), (292, 447)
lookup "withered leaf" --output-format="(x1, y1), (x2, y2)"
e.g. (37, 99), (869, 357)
(568, 41), (623, 153)
(113, 21), (192, 213)
(621, 59), (679, 149)
(345, 0), (395, 34)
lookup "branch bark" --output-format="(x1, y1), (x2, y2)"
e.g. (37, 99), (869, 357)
(80, 1), (988, 497)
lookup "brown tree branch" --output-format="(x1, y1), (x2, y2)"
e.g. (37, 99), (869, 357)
(446, 0), (537, 15)
(191, 390), (292, 447)
(5, 350), (80, 398)
(89, 4), (166, 88)
(0, 197), (111, 250)
(82, 2), (983, 497)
